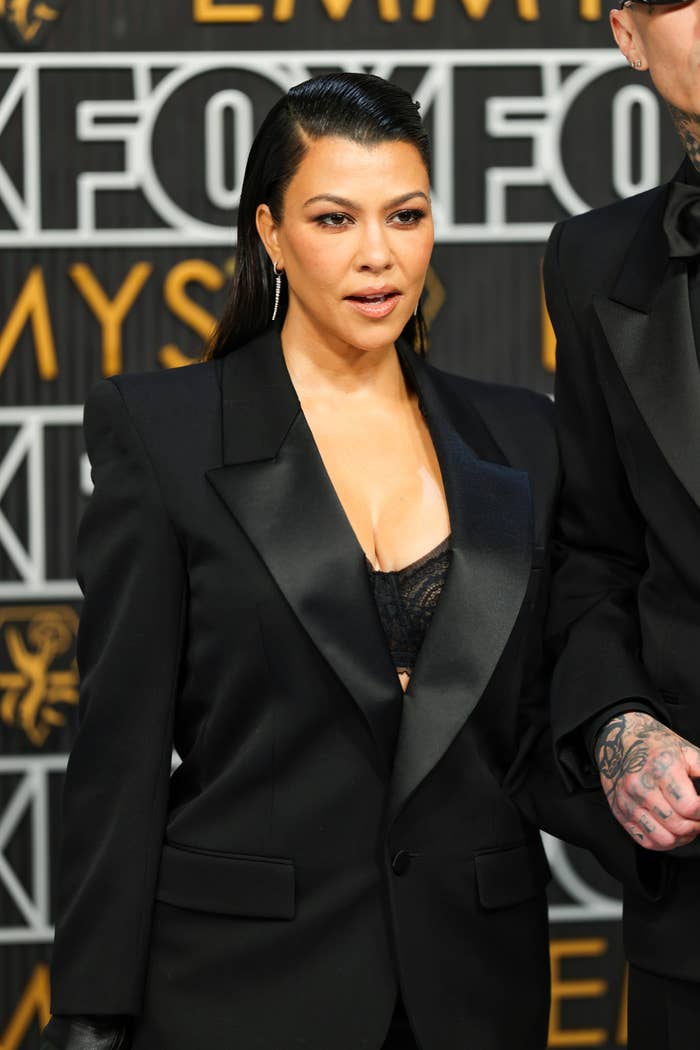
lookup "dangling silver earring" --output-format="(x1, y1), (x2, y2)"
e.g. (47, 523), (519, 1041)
(413, 298), (420, 318)
(272, 262), (283, 322)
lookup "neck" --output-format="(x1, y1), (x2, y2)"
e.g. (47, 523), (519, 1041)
(669, 103), (700, 173)
(280, 313), (408, 403)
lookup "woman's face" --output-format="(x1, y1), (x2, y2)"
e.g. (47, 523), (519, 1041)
(256, 135), (434, 356)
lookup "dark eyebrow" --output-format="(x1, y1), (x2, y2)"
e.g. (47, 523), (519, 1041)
(302, 190), (430, 210)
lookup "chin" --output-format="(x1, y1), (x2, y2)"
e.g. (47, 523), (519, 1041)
(347, 327), (407, 354)
(354, 314), (413, 346)
(660, 84), (700, 118)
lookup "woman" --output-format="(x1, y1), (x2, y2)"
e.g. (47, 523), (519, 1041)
(41, 73), (656, 1050)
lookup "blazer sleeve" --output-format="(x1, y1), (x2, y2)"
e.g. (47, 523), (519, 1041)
(501, 548), (663, 899)
(49, 378), (187, 1016)
(543, 221), (667, 789)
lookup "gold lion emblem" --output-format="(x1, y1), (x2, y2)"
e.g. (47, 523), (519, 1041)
(0, 0), (67, 48)
(0, 606), (79, 746)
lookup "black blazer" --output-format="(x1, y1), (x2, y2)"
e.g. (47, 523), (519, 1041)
(544, 161), (700, 983)
(47, 331), (653, 1050)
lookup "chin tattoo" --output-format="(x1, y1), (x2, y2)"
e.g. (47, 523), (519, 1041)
(668, 103), (700, 173)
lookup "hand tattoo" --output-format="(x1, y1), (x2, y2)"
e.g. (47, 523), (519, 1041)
(594, 712), (700, 848)
(668, 103), (700, 173)
(626, 824), (644, 843)
(641, 750), (674, 790)
(639, 811), (658, 833)
(596, 715), (648, 815)
(596, 714), (700, 840)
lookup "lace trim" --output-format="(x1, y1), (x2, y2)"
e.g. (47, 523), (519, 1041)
(365, 535), (451, 577)
(366, 535), (452, 675)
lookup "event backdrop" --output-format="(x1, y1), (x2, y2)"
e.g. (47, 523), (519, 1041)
(0, 2), (686, 1048)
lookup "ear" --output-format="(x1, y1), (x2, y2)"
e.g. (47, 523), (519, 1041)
(255, 204), (283, 269)
(609, 8), (648, 70)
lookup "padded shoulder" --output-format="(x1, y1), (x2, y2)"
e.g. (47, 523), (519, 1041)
(428, 365), (559, 541)
(551, 184), (667, 303)
(89, 361), (223, 501)
(559, 184), (661, 250)
(428, 364), (557, 475)
(108, 360), (221, 423)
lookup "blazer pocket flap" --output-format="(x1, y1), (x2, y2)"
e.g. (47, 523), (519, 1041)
(155, 842), (295, 919)
(474, 841), (550, 910)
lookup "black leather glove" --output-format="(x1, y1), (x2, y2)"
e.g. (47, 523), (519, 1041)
(40, 1016), (131, 1050)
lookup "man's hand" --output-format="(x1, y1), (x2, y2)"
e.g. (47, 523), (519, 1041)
(595, 712), (700, 850)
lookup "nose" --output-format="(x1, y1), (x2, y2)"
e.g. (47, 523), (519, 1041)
(355, 219), (394, 272)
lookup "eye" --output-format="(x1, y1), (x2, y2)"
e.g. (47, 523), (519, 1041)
(390, 208), (426, 226)
(315, 212), (353, 228)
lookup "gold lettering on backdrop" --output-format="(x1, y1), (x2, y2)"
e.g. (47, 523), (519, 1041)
(0, 257), (444, 376)
(0, 0), (65, 48)
(616, 965), (629, 1046)
(273, 0), (399, 20)
(195, 0), (604, 17)
(69, 262), (153, 376)
(160, 259), (225, 368)
(0, 606), (79, 747)
(541, 263), (556, 373)
(194, 0), (263, 22)
(548, 938), (609, 1047)
(0, 964), (50, 1050)
(414, 0), (539, 20)
(580, 0), (602, 19)
(0, 267), (58, 381)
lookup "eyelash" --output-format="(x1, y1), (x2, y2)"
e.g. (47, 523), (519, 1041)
(314, 208), (426, 229)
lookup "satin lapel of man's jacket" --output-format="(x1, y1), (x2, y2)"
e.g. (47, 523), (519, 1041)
(205, 330), (533, 819)
(385, 347), (533, 825)
(593, 163), (700, 513)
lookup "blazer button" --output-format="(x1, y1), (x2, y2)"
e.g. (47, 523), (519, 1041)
(391, 850), (412, 876)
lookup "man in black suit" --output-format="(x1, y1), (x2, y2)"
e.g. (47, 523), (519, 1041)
(544, 2), (700, 1045)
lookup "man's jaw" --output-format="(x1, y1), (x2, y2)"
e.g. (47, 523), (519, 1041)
(668, 102), (700, 172)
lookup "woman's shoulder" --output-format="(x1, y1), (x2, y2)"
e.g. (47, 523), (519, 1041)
(426, 361), (553, 430)
(82, 361), (224, 489)
(82, 361), (222, 476)
(425, 362), (558, 484)
(83, 361), (221, 443)
(87, 359), (221, 425)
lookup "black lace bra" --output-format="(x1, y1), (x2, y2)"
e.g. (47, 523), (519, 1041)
(366, 536), (452, 677)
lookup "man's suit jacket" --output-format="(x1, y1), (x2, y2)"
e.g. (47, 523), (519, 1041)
(544, 162), (700, 983)
(48, 330), (654, 1050)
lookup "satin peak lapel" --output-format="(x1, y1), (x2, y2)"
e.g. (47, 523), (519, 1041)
(387, 349), (533, 824)
(205, 332), (401, 772)
(594, 259), (700, 513)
